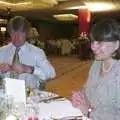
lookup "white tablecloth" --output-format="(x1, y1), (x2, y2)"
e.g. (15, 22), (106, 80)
(0, 89), (91, 120)
(27, 90), (91, 120)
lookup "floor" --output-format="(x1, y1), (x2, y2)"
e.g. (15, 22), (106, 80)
(46, 56), (92, 100)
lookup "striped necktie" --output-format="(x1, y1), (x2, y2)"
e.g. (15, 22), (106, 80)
(10, 48), (20, 78)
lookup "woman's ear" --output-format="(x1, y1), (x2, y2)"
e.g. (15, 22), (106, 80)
(115, 40), (120, 50)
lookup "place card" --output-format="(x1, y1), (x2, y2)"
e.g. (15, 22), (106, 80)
(4, 78), (26, 104)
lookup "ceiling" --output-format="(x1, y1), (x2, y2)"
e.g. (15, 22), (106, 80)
(0, 0), (120, 22)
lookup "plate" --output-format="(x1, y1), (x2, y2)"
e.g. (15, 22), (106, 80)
(27, 90), (58, 103)
(26, 90), (85, 120)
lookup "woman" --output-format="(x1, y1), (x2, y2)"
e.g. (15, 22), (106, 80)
(72, 18), (120, 120)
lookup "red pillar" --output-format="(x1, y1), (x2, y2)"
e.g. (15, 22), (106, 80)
(78, 9), (91, 37)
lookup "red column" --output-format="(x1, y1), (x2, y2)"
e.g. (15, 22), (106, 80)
(78, 8), (91, 37)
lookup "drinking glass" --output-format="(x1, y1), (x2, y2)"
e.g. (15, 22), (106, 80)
(39, 80), (46, 90)
(0, 95), (15, 119)
(23, 103), (39, 120)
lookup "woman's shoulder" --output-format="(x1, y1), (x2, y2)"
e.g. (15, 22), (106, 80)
(88, 60), (101, 76)
(114, 60), (120, 71)
(116, 60), (120, 64)
(90, 60), (101, 70)
(112, 61), (120, 85)
(92, 60), (101, 65)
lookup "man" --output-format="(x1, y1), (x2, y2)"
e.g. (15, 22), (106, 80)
(0, 16), (56, 89)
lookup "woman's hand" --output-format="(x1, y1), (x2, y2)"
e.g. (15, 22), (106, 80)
(71, 90), (90, 115)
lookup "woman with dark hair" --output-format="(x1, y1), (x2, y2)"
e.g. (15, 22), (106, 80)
(72, 18), (120, 120)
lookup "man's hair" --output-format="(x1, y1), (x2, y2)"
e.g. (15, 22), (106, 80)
(7, 16), (31, 35)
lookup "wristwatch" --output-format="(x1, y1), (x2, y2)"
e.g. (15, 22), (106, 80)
(87, 107), (92, 118)
(30, 67), (34, 74)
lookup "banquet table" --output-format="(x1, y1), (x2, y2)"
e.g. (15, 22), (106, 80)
(0, 78), (91, 120)
(0, 88), (91, 120)
(26, 90), (91, 120)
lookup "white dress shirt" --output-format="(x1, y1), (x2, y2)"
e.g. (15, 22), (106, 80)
(0, 42), (56, 88)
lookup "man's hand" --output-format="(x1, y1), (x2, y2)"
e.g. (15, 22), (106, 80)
(11, 63), (33, 74)
(0, 63), (11, 73)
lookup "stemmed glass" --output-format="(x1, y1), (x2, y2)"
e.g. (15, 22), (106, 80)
(0, 95), (15, 119)
(23, 103), (39, 120)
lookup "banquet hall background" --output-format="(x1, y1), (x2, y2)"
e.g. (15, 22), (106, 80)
(0, 0), (119, 99)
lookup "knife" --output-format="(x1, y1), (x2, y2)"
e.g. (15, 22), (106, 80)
(39, 96), (64, 103)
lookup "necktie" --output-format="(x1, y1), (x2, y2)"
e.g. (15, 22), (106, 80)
(10, 48), (20, 78)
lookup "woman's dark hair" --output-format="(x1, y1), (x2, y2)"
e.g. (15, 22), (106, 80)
(7, 16), (31, 35)
(89, 18), (120, 59)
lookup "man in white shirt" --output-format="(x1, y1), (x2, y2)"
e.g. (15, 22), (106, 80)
(0, 16), (56, 89)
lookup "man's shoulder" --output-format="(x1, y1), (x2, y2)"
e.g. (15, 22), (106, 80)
(0, 43), (11, 52)
(27, 43), (44, 53)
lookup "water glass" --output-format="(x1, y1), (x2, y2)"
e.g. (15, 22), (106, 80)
(0, 95), (14, 119)
(39, 80), (46, 90)
(23, 103), (39, 120)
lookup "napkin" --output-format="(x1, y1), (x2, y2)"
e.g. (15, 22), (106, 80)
(4, 78), (26, 104)
(38, 100), (83, 119)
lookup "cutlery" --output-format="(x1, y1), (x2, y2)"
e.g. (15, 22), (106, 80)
(51, 115), (83, 120)
(39, 96), (65, 103)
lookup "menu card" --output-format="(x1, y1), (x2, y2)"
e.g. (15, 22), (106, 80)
(4, 78), (26, 104)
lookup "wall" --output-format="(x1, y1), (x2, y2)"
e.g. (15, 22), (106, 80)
(32, 20), (78, 41)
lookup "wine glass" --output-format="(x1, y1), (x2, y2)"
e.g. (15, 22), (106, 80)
(0, 95), (15, 119)
(22, 103), (39, 120)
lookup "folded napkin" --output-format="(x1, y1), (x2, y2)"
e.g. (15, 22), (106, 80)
(38, 100), (83, 120)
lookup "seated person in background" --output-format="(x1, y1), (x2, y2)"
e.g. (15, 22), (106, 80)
(0, 16), (56, 89)
(72, 18), (120, 120)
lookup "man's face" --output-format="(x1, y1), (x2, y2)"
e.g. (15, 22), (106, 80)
(11, 30), (26, 48)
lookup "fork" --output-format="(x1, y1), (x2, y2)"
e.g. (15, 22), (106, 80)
(51, 115), (83, 120)
(39, 96), (65, 103)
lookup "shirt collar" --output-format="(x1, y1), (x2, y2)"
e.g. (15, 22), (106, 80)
(10, 42), (28, 52)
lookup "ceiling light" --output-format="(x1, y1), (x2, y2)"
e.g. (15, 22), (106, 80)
(56, 0), (68, 1)
(0, 19), (8, 24)
(0, 0), (58, 11)
(0, 1), (31, 6)
(40, 0), (58, 5)
(15, 2), (32, 5)
(85, 2), (115, 12)
(1, 27), (6, 32)
(53, 14), (78, 21)
(65, 5), (86, 10)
